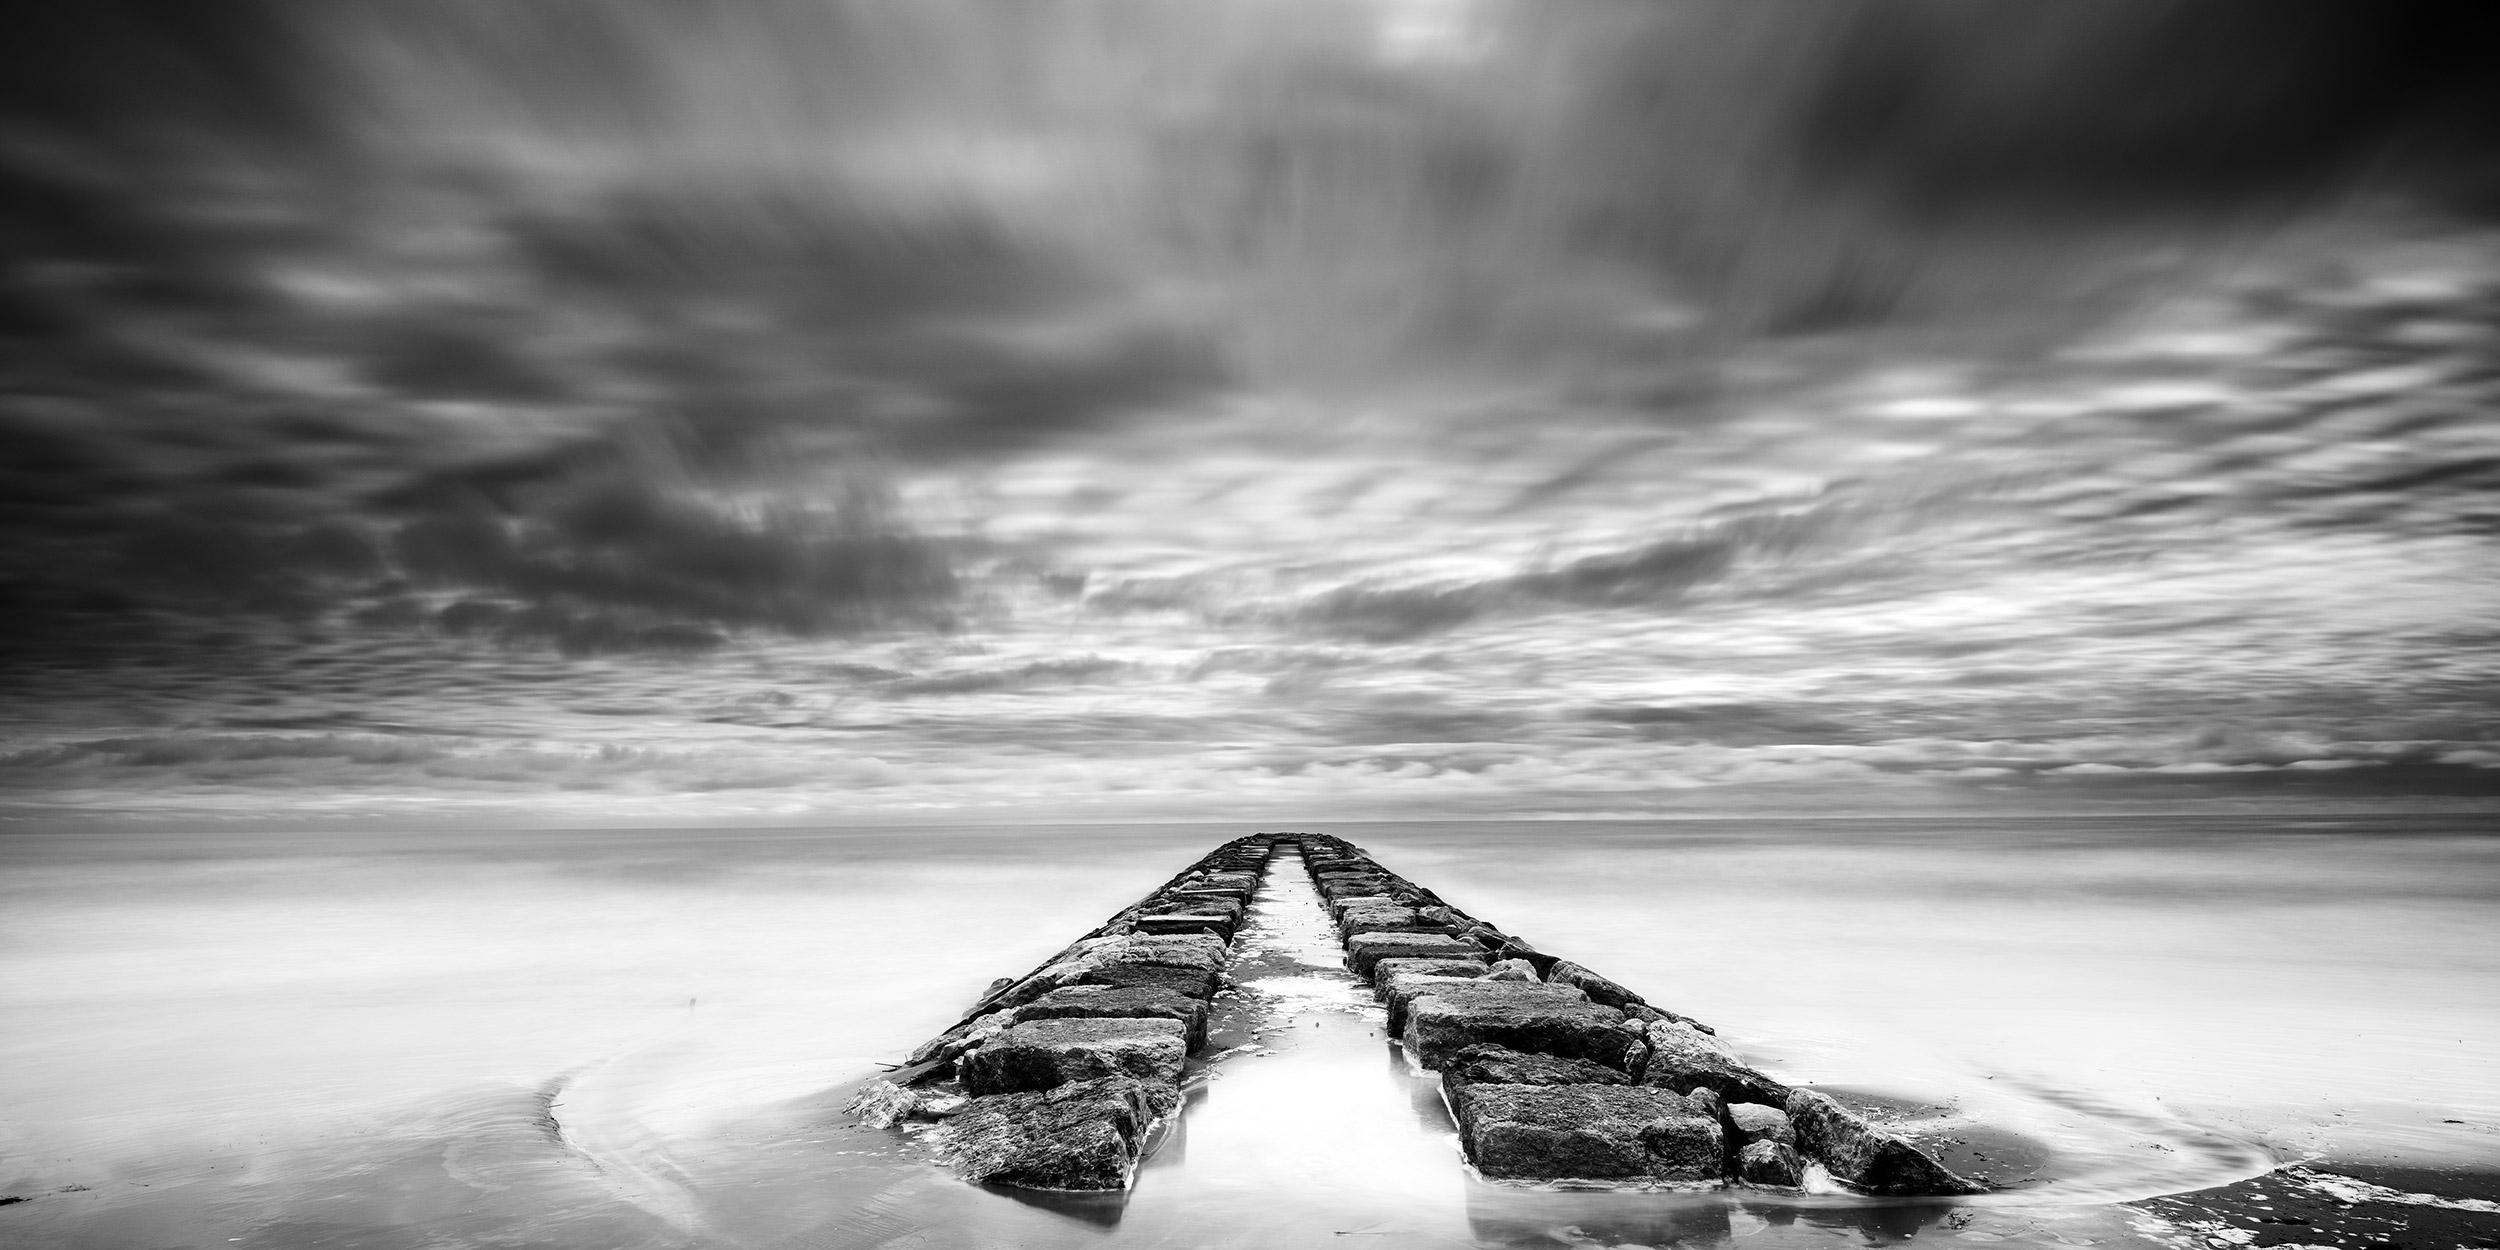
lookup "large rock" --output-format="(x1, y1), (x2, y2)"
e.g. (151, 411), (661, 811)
(940, 1076), (1181, 1191)
(1442, 1044), (1631, 1088)
(1785, 1090), (1987, 1195)
(959, 1017), (1188, 1095)
(1726, 1102), (1795, 1148)
(1452, 1084), (1724, 1182)
(1347, 931), (1487, 978)
(1404, 984), (1644, 1071)
(1638, 1020), (1789, 1106)
(1012, 984), (1209, 1050)
(1545, 960), (1647, 1011)
(1736, 1139), (1805, 1187)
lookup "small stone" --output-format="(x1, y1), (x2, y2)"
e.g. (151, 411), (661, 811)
(959, 1017), (1188, 1096)
(1737, 1138), (1806, 1187)
(1786, 1089), (1987, 1195)
(940, 1076), (1180, 1191)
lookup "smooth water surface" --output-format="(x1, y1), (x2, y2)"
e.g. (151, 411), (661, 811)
(2, 816), (2494, 1248)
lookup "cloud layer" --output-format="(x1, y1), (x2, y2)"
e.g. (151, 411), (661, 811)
(3, 2), (2497, 820)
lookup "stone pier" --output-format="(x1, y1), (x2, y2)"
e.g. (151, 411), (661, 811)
(1298, 833), (1987, 1195)
(851, 831), (1987, 1197)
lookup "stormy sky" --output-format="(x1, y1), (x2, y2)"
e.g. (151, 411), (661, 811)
(4, 0), (2497, 822)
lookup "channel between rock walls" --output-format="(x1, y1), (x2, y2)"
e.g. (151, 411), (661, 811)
(850, 833), (1985, 1197)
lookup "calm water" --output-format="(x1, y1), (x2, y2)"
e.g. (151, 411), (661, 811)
(2, 816), (2495, 1248)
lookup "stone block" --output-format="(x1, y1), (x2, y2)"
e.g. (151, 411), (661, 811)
(1452, 1084), (1724, 1183)
(1346, 930), (1487, 978)
(1403, 984), (1644, 1071)
(1012, 984), (1209, 1050)
(1442, 1044), (1632, 1088)
(959, 1017), (1188, 1096)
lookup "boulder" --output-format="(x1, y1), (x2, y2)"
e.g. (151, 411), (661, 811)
(1736, 1139), (1805, 1187)
(1726, 1102), (1794, 1148)
(1545, 960), (1647, 1011)
(1785, 1090), (1987, 1195)
(940, 1076), (1181, 1191)
(1404, 984), (1644, 1071)
(1442, 1044), (1631, 1088)
(1012, 984), (1209, 1050)
(1485, 959), (1540, 981)
(959, 1017), (1188, 1096)
(1452, 1084), (1724, 1183)
(1346, 931), (1488, 978)
(1637, 1020), (1789, 1106)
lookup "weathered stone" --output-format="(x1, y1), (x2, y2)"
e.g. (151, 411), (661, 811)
(1404, 984), (1644, 1071)
(844, 1079), (922, 1128)
(1485, 958), (1540, 981)
(1737, 1139), (1805, 1187)
(1131, 913), (1236, 938)
(1336, 905), (1441, 936)
(1076, 961), (1218, 999)
(1380, 970), (1512, 1033)
(1785, 1090), (1987, 1195)
(1638, 1020), (1789, 1106)
(1546, 960), (1646, 1011)
(1452, 1084), (1724, 1183)
(1367, 956), (1490, 989)
(959, 1017), (1188, 1096)
(1143, 895), (1245, 920)
(940, 1076), (1181, 1191)
(1324, 893), (1398, 920)
(1683, 1085), (1724, 1121)
(1012, 984), (1209, 1050)
(1442, 1044), (1631, 1087)
(1726, 1102), (1794, 1147)
(1346, 930), (1487, 978)
(1083, 932), (1230, 973)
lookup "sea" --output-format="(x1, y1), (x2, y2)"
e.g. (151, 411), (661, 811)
(3, 815), (2494, 1248)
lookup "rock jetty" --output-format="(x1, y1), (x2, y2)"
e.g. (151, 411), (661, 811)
(1297, 833), (1987, 1195)
(851, 831), (1986, 1198)
(848, 834), (1283, 1191)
